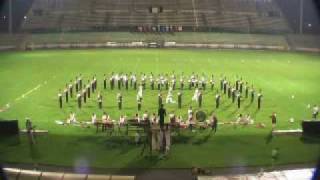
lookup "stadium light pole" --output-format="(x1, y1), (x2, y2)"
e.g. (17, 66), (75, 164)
(299, 0), (304, 34)
(8, 0), (13, 34)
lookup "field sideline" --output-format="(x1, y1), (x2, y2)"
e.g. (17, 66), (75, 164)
(0, 49), (319, 169)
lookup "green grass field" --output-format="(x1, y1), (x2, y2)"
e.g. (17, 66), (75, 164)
(0, 49), (320, 169)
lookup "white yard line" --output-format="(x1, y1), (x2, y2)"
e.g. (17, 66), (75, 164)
(15, 84), (41, 101)
(0, 82), (46, 113)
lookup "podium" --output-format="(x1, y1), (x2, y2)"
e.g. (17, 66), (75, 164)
(302, 120), (320, 136)
(0, 120), (19, 136)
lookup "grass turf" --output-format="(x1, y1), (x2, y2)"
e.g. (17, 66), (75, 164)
(0, 49), (319, 169)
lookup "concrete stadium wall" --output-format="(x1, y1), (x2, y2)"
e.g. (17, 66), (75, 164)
(22, 42), (289, 51)
(0, 41), (319, 53)
(3, 167), (135, 180)
(20, 42), (292, 52)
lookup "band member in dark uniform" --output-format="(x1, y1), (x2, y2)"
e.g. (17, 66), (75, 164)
(103, 74), (107, 89)
(93, 75), (97, 90)
(98, 92), (102, 109)
(178, 91), (182, 109)
(165, 80), (169, 90)
(58, 90), (63, 108)
(223, 80), (227, 94)
(79, 74), (82, 90)
(86, 83), (91, 98)
(237, 93), (241, 108)
(158, 104), (167, 129)
(180, 78), (184, 90)
(117, 92), (122, 110)
(235, 78), (239, 91)
(91, 80), (95, 94)
(211, 113), (218, 133)
(150, 78), (154, 90)
(77, 92), (82, 109)
(158, 93), (163, 108)
(239, 79), (243, 93)
(270, 112), (277, 130)
(245, 82), (249, 98)
(133, 78), (137, 90)
(156, 80), (160, 90)
(75, 77), (79, 92)
(210, 75), (214, 90)
(232, 87), (236, 103)
(257, 90), (263, 110)
(125, 75), (129, 90)
(69, 81), (73, 98)
(198, 91), (203, 108)
(172, 79), (176, 90)
(201, 80), (206, 90)
(250, 86), (255, 103)
(141, 74), (146, 90)
(227, 83), (231, 99)
(82, 88), (87, 103)
(117, 76), (121, 90)
(110, 75), (114, 90)
(64, 85), (69, 103)
(129, 72), (133, 87)
(220, 77), (224, 91)
(137, 96), (142, 111)
(215, 93), (220, 109)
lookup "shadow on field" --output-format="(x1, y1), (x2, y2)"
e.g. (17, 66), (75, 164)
(265, 131), (273, 144)
(4, 125), (319, 174)
(220, 102), (232, 111)
(243, 103), (252, 111)
(192, 133), (212, 145)
(0, 135), (20, 146)
(252, 109), (260, 118)
(228, 108), (239, 117)
(300, 135), (320, 144)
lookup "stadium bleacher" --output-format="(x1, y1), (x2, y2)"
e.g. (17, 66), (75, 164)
(21, 0), (292, 33)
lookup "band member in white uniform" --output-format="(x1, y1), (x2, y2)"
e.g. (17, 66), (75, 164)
(166, 87), (175, 104)
(192, 88), (200, 101)
(137, 84), (143, 98)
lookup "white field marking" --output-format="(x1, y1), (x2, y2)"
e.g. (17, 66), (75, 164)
(15, 84), (42, 101)
(0, 81), (41, 112)
(0, 83), (44, 113)
(0, 103), (10, 112)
